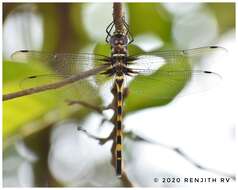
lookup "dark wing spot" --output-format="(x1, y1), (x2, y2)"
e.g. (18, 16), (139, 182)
(210, 46), (218, 49)
(28, 76), (37, 79)
(204, 71), (212, 74)
(20, 50), (29, 52)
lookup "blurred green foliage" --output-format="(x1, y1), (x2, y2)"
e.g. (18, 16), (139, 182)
(207, 3), (235, 34)
(125, 59), (191, 112)
(128, 3), (172, 42)
(3, 60), (101, 140)
(2, 2), (235, 187)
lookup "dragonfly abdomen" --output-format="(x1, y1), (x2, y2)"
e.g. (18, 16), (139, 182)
(115, 75), (124, 177)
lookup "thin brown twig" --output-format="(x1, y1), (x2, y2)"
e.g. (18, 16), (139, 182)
(113, 3), (125, 34)
(167, 145), (236, 180)
(77, 120), (236, 182)
(77, 126), (114, 145)
(3, 65), (108, 101)
(65, 99), (105, 114)
(127, 132), (236, 180)
(73, 87), (235, 181)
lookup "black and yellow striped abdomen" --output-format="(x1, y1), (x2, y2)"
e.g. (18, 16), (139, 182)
(115, 75), (124, 177)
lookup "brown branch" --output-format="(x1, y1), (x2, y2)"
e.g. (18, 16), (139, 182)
(3, 65), (108, 101)
(172, 147), (236, 180)
(113, 3), (125, 34)
(77, 126), (113, 145)
(106, 3), (133, 186)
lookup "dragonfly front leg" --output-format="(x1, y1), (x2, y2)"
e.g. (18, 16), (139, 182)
(105, 21), (115, 43)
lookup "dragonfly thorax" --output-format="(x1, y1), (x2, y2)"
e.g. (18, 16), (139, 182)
(102, 56), (137, 77)
(110, 34), (128, 55)
(110, 33), (128, 46)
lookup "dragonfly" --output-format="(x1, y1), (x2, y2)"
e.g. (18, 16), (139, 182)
(11, 18), (224, 177)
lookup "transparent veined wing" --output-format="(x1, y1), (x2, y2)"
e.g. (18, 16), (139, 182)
(18, 72), (113, 105)
(124, 46), (224, 109)
(125, 69), (222, 98)
(12, 46), (225, 111)
(129, 46), (226, 63)
(10, 50), (113, 107)
(11, 50), (110, 75)
(128, 46), (226, 72)
(127, 46), (224, 89)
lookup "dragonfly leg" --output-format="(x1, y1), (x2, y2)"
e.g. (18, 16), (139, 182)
(122, 17), (134, 44)
(105, 21), (115, 43)
(106, 20), (114, 34)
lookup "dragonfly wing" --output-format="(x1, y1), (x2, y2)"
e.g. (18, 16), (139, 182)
(129, 46), (226, 62)
(19, 74), (69, 89)
(11, 50), (110, 75)
(125, 46), (224, 99)
(19, 69), (117, 103)
(19, 73), (111, 104)
(124, 67), (222, 111)
(124, 52), (222, 112)
(128, 46), (226, 73)
(126, 69), (221, 99)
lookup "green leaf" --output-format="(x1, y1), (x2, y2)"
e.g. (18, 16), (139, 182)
(127, 3), (172, 43)
(39, 4), (60, 52)
(94, 43), (111, 58)
(128, 44), (145, 55)
(125, 59), (191, 113)
(3, 60), (101, 141)
(207, 3), (235, 34)
(70, 3), (91, 47)
(3, 61), (50, 84)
